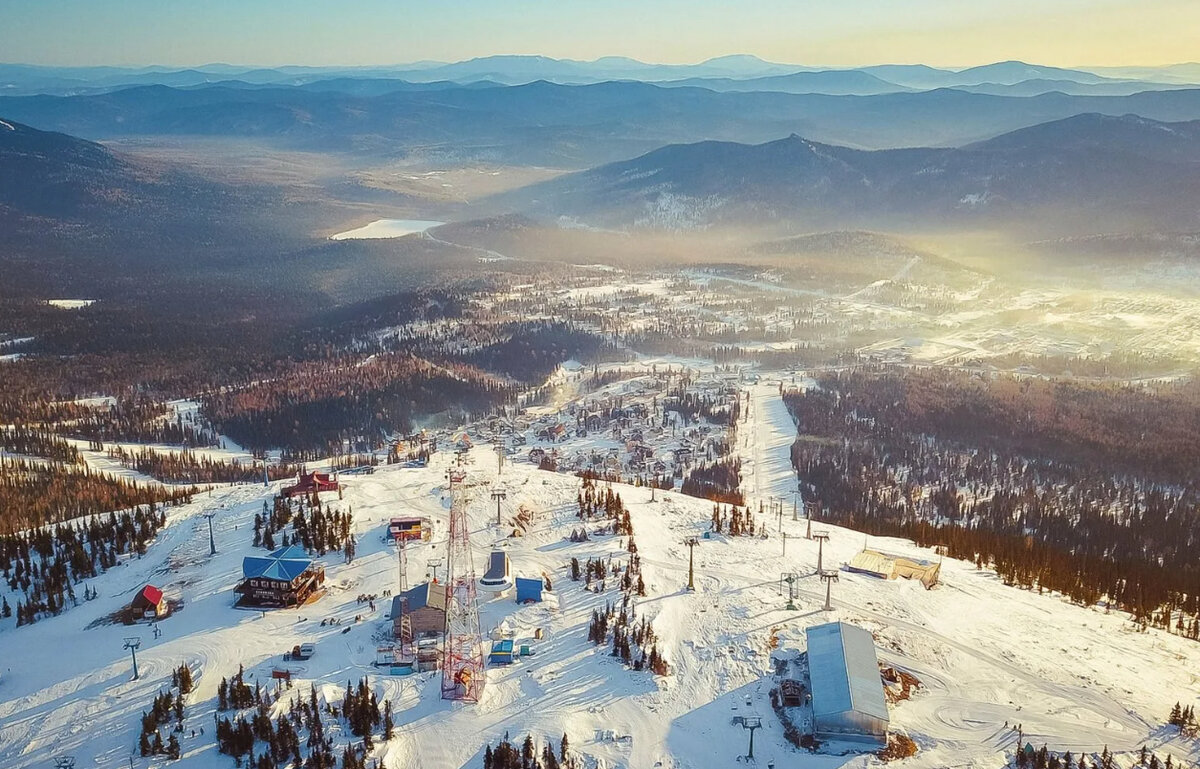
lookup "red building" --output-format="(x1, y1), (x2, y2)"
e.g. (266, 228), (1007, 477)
(130, 584), (168, 620)
(281, 471), (340, 498)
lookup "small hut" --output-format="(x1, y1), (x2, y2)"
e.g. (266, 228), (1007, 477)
(515, 577), (544, 604)
(130, 584), (167, 620)
(489, 639), (515, 665)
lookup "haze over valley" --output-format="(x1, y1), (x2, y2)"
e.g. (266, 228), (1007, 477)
(3, 11), (1200, 769)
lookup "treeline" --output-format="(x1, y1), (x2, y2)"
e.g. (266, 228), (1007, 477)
(107, 445), (297, 484)
(792, 368), (1200, 486)
(483, 733), (578, 769)
(577, 475), (633, 534)
(1012, 744), (1189, 769)
(252, 496), (354, 562)
(216, 677), (394, 769)
(288, 289), (468, 357)
(706, 343), (849, 369)
(463, 322), (616, 385)
(2, 503), (177, 627)
(681, 458), (744, 505)
(137, 664), (193, 760)
(987, 351), (1192, 379)
(203, 352), (514, 457)
(585, 593), (667, 675)
(709, 502), (759, 537)
(784, 369), (1200, 635)
(664, 388), (740, 427)
(65, 396), (220, 447)
(0, 456), (194, 533)
(0, 427), (82, 464)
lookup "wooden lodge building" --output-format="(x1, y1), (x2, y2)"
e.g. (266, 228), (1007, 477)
(391, 581), (447, 640)
(281, 471), (340, 499)
(236, 544), (326, 608)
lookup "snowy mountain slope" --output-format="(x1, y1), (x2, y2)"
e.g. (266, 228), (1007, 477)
(0, 387), (1197, 769)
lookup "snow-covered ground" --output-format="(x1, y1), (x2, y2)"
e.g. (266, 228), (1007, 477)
(330, 219), (445, 240)
(742, 382), (802, 508)
(0, 390), (1197, 769)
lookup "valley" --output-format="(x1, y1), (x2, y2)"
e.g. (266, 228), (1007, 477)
(3, 46), (1200, 769)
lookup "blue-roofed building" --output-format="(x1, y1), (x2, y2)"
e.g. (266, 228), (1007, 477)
(236, 544), (326, 608)
(805, 621), (889, 745)
(515, 577), (543, 604)
(488, 638), (515, 665)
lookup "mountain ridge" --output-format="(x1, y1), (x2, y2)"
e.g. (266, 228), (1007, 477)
(498, 113), (1200, 234)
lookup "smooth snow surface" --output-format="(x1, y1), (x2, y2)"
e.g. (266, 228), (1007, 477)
(329, 219), (445, 240)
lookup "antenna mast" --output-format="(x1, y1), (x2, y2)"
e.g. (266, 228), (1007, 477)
(441, 470), (485, 702)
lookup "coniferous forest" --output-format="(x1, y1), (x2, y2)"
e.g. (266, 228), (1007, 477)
(784, 368), (1200, 637)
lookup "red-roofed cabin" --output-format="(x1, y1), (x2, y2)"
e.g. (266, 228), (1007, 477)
(281, 471), (340, 498)
(131, 584), (167, 620)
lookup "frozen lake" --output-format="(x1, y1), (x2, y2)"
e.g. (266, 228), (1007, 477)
(329, 219), (445, 240)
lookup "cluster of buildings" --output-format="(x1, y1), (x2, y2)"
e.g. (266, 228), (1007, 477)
(459, 371), (744, 482)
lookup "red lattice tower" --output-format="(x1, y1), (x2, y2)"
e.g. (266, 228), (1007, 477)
(441, 469), (485, 701)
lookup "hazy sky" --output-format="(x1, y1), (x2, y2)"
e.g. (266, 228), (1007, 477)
(2, 0), (1198, 68)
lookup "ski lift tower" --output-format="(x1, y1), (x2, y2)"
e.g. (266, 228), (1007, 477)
(441, 469), (485, 702)
(820, 570), (839, 612)
(394, 537), (413, 661)
(813, 530), (830, 575)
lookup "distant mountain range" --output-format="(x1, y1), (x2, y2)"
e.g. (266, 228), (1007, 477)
(8, 109), (1200, 255)
(6, 80), (1200, 167)
(499, 114), (1200, 234)
(2, 57), (1197, 97)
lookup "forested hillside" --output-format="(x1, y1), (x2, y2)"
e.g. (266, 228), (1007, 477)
(785, 369), (1200, 638)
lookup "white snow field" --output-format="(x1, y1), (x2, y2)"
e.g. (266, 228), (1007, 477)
(329, 219), (445, 240)
(0, 391), (1198, 769)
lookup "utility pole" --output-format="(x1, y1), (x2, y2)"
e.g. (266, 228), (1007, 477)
(813, 531), (830, 575)
(779, 572), (799, 610)
(740, 716), (762, 760)
(820, 570), (839, 611)
(491, 488), (508, 527)
(804, 500), (817, 539)
(495, 440), (504, 475)
(684, 537), (699, 591)
(395, 536), (408, 593)
(781, 531), (788, 558)
(776, 498), (784, 533)
(123, 637), (142, 680)
(792, 487), (799, 521)
(203, 512), (216, 556)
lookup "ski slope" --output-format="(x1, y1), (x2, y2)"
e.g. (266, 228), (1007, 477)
(0, 393), (1198, 769)
(743, 381), (802, 509)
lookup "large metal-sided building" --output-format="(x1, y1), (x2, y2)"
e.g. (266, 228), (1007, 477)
(805, 621), (889, 745)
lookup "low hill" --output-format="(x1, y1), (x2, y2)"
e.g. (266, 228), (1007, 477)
(0, 117), (138, 219)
